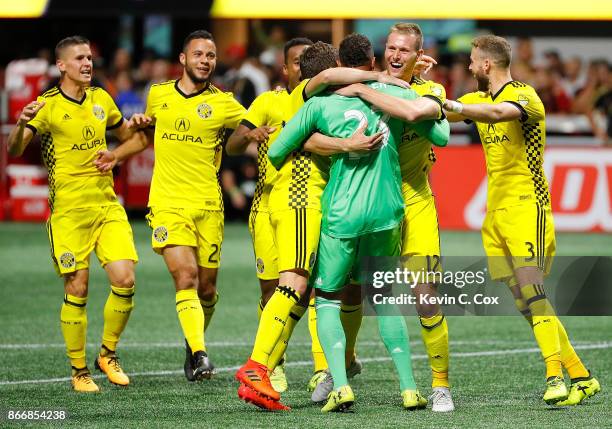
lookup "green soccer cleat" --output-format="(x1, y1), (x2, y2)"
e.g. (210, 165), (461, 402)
(321, 385), (355, 413)
(270, 363), (288, 393)
(307, 370), (328, 392)
(557, 375), (601, 406)
(402, 389), (428, 410)
(543, 376), (568, 405)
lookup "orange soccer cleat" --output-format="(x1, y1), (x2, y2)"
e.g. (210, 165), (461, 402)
(235, 358), (280, 401)
(238, 383), (290, 411)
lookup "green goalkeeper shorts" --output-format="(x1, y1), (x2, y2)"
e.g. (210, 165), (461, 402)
(313, 227), (400, 293)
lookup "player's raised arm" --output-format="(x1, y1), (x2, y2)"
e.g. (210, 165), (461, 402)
(336, 83), (441, 122)
(444, 99), (522, 124)
(7, 100), (46, 157)
(303, 121), (383, 156)
(305, 68), (410, 98)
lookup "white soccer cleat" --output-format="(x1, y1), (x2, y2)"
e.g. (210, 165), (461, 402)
(311, 371), (334, 403)
(429, 387), (455, 412)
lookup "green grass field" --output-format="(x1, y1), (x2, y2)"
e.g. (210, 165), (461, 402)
(1, 221), (611, 428)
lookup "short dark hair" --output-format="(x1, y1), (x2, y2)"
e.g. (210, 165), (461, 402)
(283, 37), (313, 64)
(55, 35), (89, 60)
(183, 30), (214, 52)
(300, 41), (338, 79)
(339, 33), (373, 67)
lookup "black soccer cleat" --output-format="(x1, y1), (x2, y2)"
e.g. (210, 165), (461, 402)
(184, 339), (196, 382)
(192, 351), (215, 380)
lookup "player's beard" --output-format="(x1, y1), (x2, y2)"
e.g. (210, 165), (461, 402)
(476, 75), (489, 92)
(185, 65), (211, 85)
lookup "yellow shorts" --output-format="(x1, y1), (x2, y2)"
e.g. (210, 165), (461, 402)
(400, 196), (442, 273)
(249, 210), (279, 280)
(46, 204), (138, 276)
(482, 203), (556, 281)
(146, 207), (224, 268)
(270, 208), (321, 274)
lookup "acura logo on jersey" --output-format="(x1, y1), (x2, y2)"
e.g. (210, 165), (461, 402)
(82, 125), (95, 140)
(487, 123), (496, 134)
(175, 118), (191, 132)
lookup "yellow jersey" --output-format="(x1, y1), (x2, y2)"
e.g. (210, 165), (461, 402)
(268, 79), (330, 212)
(399, 76), (446, 203)
(458, 81), (550, 210)
(26, 86), (124, 213)
(146, 80), (246, 210)
(241, 88), (291, 213)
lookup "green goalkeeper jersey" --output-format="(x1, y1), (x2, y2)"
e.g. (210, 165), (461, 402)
(269, 81), (449, 238)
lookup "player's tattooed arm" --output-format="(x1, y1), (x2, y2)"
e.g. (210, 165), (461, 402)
(304, 68), (410, 98)
(336, 83), (441, 122)
(304, 122), (383, 156)
(7, 100), (45, 157)
(444, 99), (523, 124)
(226, 124), (276, 155)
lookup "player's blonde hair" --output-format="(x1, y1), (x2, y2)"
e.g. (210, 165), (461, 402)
(389, 23), (423, 50)
(472, 35), (512, 68)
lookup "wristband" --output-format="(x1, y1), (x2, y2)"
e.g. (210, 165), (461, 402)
(446, 100), (463, 114)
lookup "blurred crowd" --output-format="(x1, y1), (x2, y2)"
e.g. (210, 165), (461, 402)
(2, 31), (611, 219)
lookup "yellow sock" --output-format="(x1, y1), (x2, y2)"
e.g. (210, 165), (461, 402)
(557, 317), (589, 380)
(251, 285), (300, 366)
(420, 313), (450, 388)
(200, 292), (218, 332)
(522, 284), (562, 379)
(268, 304), (306, 371)
(61, 294), (88, 369)
(308, 298), (328, 372)
(340, 302), (362, 366)
(257, 298), (264, 320)
(102, 285), (135, 352)
(176, 289), (205, 353)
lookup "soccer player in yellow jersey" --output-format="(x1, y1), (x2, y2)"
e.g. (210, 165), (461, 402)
(444, 35), (600, 405)
(234, 41), (410, 410)
(7, 36), (142, 392)
(326, 23), (454, 411)
(95, 30), (246, 381)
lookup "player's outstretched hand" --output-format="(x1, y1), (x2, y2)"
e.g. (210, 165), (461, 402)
(413, 55), (437, 76)
(346, 120), (383, 153)
(18, 101), (45, 125)
(376, 72), (410, 88)
(127, 113), (153, 129)
(93, 150), (117, 173)
(247, 126), (276, 144)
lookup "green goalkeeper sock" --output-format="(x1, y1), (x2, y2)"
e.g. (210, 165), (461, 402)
(315, 297), (349, 390)
(375, 305), (416, 391)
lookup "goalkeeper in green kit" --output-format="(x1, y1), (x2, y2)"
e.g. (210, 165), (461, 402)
(268, 33), (449, 413)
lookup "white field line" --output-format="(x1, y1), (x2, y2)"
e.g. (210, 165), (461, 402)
(1, 342), (610, 387)
(0, 339), (585, 350)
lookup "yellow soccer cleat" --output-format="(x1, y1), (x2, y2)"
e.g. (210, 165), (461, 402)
(321, 385), (355, 413)
(270, 364), (288, 393)
(543, 376), (568, 405)
(71, 367), (100, 393)
(95, 353), (130, 386)
(402, 389), (428, 410)
(557, 375), (601, 406)
(307, 370), (328, 392)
